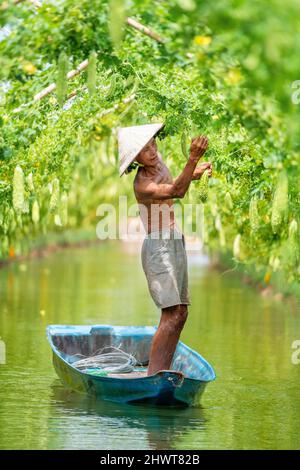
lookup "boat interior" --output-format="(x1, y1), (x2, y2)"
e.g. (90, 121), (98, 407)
(48, 325), (215, 381)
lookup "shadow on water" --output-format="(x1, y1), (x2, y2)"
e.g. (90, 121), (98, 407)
(49, 379), (207, 450)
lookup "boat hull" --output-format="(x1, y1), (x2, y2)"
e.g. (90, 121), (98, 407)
(47, 325), (216, 407)
(53, 352), (207, 406)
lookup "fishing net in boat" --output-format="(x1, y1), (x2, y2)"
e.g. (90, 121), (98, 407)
(72, 346), (138, 374)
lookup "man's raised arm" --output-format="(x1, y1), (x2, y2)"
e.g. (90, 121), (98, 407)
(136, 136), (209, 200)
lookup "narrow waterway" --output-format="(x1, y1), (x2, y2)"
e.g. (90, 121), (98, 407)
(0, 241), (299, 449)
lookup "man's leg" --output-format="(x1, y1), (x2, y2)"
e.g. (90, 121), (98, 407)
(147, 304), (188, 376)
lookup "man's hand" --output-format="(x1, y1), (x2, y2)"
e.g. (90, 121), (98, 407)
(189, 135), (209, 162)
(192, 162), (213, 180)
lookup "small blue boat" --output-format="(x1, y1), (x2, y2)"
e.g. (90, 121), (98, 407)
(47, 325), (216, 407)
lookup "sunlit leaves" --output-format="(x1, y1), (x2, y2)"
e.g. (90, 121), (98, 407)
(176, 0), (196, 11)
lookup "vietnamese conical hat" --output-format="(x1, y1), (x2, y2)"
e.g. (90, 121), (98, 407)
(118, 122), (164, 176)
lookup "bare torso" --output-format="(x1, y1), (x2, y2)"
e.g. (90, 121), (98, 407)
(134, 153), (175, 233)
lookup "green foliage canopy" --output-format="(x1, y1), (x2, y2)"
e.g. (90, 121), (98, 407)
(0, 0), (299, 283)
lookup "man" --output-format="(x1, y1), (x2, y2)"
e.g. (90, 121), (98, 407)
(118, 123), (212, 376)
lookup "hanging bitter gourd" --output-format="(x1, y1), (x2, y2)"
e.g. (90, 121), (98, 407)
(87, 51), (97, 96)
(108, 0), (126, 47)
(32, 200), (40, 225)
(287, 219), (299, 264)
(54, 214), (62, 227)
(26, 173), (34, 192)
(197, 169), (209, 203)
(271, 170), (289, 234)
(269, 254), (280, 272)
(59, 193), (68, 226)
(181, 131), (189, 159)
(12, 166), (25, 214)
(0, 236), (9, 257)
(8, 207), (17, 232)
(56, 52), (68, 107)
(106, 74), (117, 99)
(49, 178), (60, 213)
(249, 197), (259, 232)
(289, 219), (298, 238)
(225, 192), (233, 211)
(215, 214), (226, 247)
(233, 234), (241, 259)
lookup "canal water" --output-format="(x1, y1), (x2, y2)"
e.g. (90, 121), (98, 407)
(0, 241), (299, 449)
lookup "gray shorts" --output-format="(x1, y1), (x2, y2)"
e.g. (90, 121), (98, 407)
(141, 228), (190, 309)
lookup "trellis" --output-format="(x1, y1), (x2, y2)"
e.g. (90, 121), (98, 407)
(2, 0), (297, 286)
(10, 9), (164, 113)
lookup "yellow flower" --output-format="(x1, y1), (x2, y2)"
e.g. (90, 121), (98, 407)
(49, 96), (57, 105)
(225, 69), (243, 85)
(22, 62), (37, 75)
(264, 271), (271, 284)
(194, 36), (212, 46)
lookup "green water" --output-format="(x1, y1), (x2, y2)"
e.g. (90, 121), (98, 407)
(0, 241), (299, 450)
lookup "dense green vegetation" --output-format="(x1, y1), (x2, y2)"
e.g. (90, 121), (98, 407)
(0, 0), (299, 284)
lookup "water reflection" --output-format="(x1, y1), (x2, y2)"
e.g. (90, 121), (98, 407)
(49, 380), (206, 450)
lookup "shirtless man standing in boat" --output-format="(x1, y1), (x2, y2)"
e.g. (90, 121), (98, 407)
(118, 123), (212, 376)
